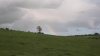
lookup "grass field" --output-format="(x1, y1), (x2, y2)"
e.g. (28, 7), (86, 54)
(0, 29), (100, 56)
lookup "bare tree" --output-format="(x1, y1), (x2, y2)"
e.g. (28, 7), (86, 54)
(37, 26), (42, 34)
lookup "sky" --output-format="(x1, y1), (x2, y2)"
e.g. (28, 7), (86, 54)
(0, 0), (100, 35)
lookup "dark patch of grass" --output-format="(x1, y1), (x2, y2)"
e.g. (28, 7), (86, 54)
(11, 54), (16, 56)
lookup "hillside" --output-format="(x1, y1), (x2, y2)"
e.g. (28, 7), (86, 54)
(0, 28), (100, 56)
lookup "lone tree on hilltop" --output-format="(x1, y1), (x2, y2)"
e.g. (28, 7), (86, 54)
(37, 26), (42, 34)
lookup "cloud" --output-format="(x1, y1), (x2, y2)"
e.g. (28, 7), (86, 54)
(0, 0), (63, 24)
(0, 0), (100, 35)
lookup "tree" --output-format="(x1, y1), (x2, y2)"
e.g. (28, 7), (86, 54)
(37, 26), (42, 34)
(94, 33), (99, 36)
(5, 28), (9, 31)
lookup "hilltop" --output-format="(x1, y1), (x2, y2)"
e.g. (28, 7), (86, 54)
(0, 28), (100, 56)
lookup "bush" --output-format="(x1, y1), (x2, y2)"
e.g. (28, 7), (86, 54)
(5, 28), (9, 31)
(94, 33), (99, 36)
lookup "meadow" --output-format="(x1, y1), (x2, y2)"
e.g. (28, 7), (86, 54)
(0, 28), (100, 56)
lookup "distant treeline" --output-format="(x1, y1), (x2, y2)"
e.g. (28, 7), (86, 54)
(0, 28), (24, 32)
(74, 33), (100, 36)
(0, 28), (12, 31)
(0, 28), (100, 36)
(0, 28), (30, 33)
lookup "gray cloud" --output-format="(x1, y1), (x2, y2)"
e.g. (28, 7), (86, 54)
(0, 7), (24, 24)
(0, 0), (63, 24)
(0, 0), (100, 35)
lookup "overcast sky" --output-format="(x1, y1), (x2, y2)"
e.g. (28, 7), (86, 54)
(0, 0), (100, 35)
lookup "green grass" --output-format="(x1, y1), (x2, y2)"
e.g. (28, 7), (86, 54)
(0, 30), (100, 56)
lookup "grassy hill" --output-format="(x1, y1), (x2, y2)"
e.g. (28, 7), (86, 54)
(0, 28), (100, 56)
